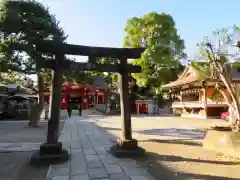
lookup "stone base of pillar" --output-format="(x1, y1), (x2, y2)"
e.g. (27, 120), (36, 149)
(110, 138), (145, 158)
(30, 142), (69, 166)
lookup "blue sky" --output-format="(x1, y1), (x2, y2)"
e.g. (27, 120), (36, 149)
(38, 0), (240, 62)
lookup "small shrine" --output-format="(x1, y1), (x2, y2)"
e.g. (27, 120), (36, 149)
(43, 83), (109, 110)
(43, 76), (111, 112)
(163, 65), (240, 119)
(0, 83), (38, 120)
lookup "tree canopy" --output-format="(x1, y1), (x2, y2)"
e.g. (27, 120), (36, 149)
(192, 25), (240, 79)
(192, 25), (240, 131)
(0, 0), (69, 126)
(123, 12), (185, 94)
(0, 0), (67, 74)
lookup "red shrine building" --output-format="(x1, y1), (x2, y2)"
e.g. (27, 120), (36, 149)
(163, 65), (240, 119)
(44, 76), (111, 111)
(44, 83), (109, 110)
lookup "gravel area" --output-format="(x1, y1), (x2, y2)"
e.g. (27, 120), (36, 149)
(93, 116), (240, 180)
(138, 141), (240, 180)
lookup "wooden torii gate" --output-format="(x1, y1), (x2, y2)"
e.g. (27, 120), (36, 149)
(10, 41), (145, 164)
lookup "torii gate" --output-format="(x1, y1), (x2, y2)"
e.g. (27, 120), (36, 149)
(10, 41), (145, 164)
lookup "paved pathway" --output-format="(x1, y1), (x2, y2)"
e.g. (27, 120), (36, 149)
(45, 116), (155, 180)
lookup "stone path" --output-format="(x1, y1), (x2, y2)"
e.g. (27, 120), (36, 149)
(0, 142), (42, 152)
(45, 116), (155, 180)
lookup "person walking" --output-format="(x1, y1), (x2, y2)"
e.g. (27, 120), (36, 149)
(67, 100), (72, 118)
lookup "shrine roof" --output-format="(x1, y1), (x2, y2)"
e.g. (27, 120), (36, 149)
(162, 66), (199, 88)
(162, 64), (240, 88)
(162, 75), (199, 88)
(0, 83), (35, 94)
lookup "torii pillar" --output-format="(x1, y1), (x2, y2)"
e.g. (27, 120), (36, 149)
(30, 53), (69, 165)
(110, 57), (145, 157)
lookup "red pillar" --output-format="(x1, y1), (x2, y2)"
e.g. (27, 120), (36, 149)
(95, 93), (98, 104)
(85, 92), (89, 109)
(104, 91), (108, 104)
(81, 91), (84, 109)
(102, 93), (105, 104)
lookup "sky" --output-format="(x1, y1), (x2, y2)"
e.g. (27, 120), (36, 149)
(37, 0), (240, 62)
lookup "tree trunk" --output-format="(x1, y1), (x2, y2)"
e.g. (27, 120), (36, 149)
(217, 74), (240, 131)
(28, 71), (45, 127)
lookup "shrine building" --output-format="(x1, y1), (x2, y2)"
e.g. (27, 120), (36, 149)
(163, 64), (240, 119)
(44, 76), (111, 111)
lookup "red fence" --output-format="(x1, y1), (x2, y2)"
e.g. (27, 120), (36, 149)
(131, 100), (149, 114)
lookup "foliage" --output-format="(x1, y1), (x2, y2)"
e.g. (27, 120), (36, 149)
(0, 0), (68, 126)
(193, 25), (240, 131)
(192, 26), (240, 81)
(0, 0), (67, 74)
(123, 12), (185, 93)
(0, 69), (35, 91)
(94, 57), (119, 89)
(195, 25), (240, 61)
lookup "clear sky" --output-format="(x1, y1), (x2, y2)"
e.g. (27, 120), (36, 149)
(38, 0), (240, 62)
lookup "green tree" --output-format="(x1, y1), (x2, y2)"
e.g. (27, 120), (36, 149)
(0, 0), (67, 127)
(0, 70), (24, 85)
(192, 25), (240, 131)
(95, 57), (119, 90)
(123, 12), (185, 94)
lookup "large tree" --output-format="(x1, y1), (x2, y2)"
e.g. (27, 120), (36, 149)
(192, 25), (240, 131)
(123, 12), (185, 94)
(0, 0), (67, 127)
(95, 57), (119, 90)
(0, 70), (28, 85)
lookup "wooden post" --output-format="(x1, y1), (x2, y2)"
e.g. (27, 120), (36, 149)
(204, 88), (207, 106)
(81, 91), (84, 109)
(46, 54), (63, 144)
(119, 58), (132, 140)
(203, 87), (208, 117)
(137, 101), (140, 115)
(110, 58), (145, 157)
(30, 53), (69, 165)
(86, 93), (89, 109)
(95, 93), (98, 104)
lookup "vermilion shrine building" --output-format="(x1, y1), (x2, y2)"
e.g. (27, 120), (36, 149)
(43, 82), (112, 111)
(163, 65), (240, 119)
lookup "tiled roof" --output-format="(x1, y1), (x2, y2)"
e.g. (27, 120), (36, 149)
(162, 75), (199, 88)
(162, 65), (240, 88)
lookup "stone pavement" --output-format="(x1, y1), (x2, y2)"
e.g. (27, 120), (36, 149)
(45, 116), (155, 180)
(0, 142), (42, 152)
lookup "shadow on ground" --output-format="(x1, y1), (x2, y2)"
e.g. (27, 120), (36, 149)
(139, 139), (202, 147)
(102, 127), (206, 140)
(94, 121), (240, 180)
(137, 128), (206, 139)
(136, 153), (240, 180)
